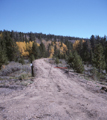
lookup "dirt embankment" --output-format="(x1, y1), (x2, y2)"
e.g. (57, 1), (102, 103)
(0, 58), (107, 120)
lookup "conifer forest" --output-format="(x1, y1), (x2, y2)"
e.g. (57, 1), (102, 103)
(0, 30), (107, 78)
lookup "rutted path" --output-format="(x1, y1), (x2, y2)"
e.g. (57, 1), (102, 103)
(0, 59), (107, 120)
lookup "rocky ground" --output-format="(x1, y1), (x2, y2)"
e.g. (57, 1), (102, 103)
(0, 58), (107, 120)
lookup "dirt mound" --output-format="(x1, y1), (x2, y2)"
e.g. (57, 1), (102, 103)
(0, 58), (107, 120)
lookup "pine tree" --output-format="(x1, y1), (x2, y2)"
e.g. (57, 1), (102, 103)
(19, 32), (23, 41)
(54, 37), (56, 43)
(90, 49), (94, 65)
(29, 32), (35, 41)
(47, 44), (51, 57)
(67, 51), (84, 73)
(90, 35), (96, 52)
(29, 54), (35, 63)
(67, 52), (73, 64)
(4, 31), (20, 61)
(96, 35), (100, 44)
(60, 41), (63, 47)
(77, 39), (83, 56)
(0, 37), (8, 69)
(72, 51), (84, 73)
(82, 40), (91, 64)
(65, 40), (72, 55)
(54, 43), (57, 57)
(93, 44), (106, 73)
(68, 51), (84, 73)
(32, 41), (40, 59)
(55, 57), (60, 64)
(39, 42), (46, 57)
(57, 49), (61, 59)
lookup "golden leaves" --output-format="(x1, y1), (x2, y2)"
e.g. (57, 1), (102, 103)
(73, 40), (85, 49)
(16, 41), (39, 57)
(49, 46), (54, 58)
(0, 33), (3, 38)
(48, 41), (68, 58)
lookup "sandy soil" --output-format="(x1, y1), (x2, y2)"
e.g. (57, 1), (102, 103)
(0, 58), (107, 120)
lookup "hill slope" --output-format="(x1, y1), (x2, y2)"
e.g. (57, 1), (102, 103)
(0, 58), (107, 120)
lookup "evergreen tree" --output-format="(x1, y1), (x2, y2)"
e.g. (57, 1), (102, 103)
(19, 56), (25, 65)
(67, 52), (73, 65)
(32, 41), (40, 59)
(10, 30), (15, 39)
(4, 31), (20, 61)
(39, 42), (46, 57)
(54, 43), (58, 57)
(64, 40), (72, 55)
(93, 44), (106, 73)
(60, 41), (63, 47)
(29, 32), (35, 41)
(54, 37), (56, 43)
(105, 46), (107, 72)
(29, 54), (35, 63)
(90, 35), (96, 52)
(67, 51), (84, 73)
(77, 39), (83, 56)
(16, 32), (20, 41)
(100, 37), (106, 47)
(96, 35), (100, 44)
(38, 34), (42, 41)
(55, 57), (60, 64)
(47, 43), (51, 57)
(72, 51), (84, 73)
(57, 49), (61, 59)
(82, 40), (91, 64)
(19, 32), (23, 41)
(90, 49), (94, 65)
(0, 37), (8, 69)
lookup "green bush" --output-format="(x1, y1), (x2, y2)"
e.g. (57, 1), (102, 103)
(19, 57), (25, 65)
(19, 74), (27, 80)
(29, 54), (35, 63)
(55, 58), (60, 64)
(67, 51), (84, 73)
(91, 67), (100, 81)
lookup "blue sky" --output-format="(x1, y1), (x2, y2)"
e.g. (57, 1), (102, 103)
(0, 0), (107, 38)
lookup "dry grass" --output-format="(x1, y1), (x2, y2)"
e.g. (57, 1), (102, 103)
(0, 61), (34, 89)
(0, 62), (31, 76)
(0, 62), (22, 76)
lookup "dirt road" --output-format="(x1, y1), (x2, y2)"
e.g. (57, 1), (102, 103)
(0, 58), (107, 120)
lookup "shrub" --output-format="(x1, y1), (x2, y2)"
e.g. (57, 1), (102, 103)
(29, 54), (35, 63)
(19, 74), (27, 80)
(91, 67), (100, 81)
(22, 65), (31, 72)
(19, 57), (25, 65)
(67, 51), (84, 73)
(55, 58), (60, 64)
(0, 62), (22, 76)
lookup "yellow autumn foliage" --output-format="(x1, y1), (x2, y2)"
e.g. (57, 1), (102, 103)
(16, 41), (39, 57)
(49, 46), (54, 58)
(55, 42), (68, 54)
(16, 40), (68, 58)
(48, 41), (68, 58)
(0, 33), (3, 38)
(60, 43), (68, 54)
(73, 40), (85, 49)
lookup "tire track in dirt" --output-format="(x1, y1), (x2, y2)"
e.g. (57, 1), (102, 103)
(0, 58), (107, 120)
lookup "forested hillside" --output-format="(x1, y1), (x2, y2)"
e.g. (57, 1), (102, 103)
(0, 30), (107, 77)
